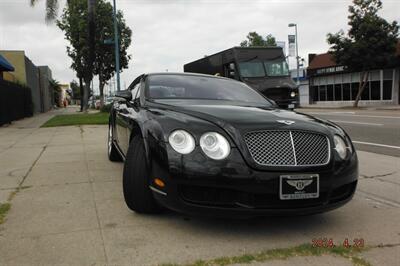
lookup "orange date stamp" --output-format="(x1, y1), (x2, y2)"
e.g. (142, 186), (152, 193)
(312, 238), (365, 248)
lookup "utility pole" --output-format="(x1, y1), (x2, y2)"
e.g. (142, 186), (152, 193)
(113, 0), (121, 91)
(288, 23), (300, 85)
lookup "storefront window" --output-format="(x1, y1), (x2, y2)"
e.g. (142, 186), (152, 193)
(319, 86), (327, 101)
(383, 80), (392, 100)
(343, 83), (351, 100)
(311, 86), (319, 102)
(361, 83), (370, 100)
(327, 84), (334, 101)
(334, 84), (342, 101)
(351, 83), (359, 100)
(370, 81), (380, 100)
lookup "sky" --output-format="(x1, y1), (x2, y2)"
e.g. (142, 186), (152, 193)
(0, 0), (399, 93)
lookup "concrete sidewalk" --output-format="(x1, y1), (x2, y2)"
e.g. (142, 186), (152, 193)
(0, 123), (399, 265)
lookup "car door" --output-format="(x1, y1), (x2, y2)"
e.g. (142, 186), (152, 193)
(115, 84), (139, 156)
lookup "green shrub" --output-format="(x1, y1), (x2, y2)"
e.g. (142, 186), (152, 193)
(100, 104), (112, 113)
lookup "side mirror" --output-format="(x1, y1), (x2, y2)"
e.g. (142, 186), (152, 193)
(115, 90), (132, 101)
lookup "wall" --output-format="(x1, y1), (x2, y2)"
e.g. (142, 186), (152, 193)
(24, 57), (41, 113)
(38, 66), (53, 112)
(0, 51), (27, 84)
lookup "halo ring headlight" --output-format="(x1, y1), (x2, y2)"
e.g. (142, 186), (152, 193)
(200, 132), (230, 160)
(168, 130), (195, 154)
(334, 135), (348, 160)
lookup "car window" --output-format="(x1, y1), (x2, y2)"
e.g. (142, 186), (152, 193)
(147, 74), (271, 105)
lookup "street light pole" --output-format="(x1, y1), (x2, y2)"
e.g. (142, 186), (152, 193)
(113, 0), (121, 92)
(288, 23), (300, 85)
(295, 24), (300, 86)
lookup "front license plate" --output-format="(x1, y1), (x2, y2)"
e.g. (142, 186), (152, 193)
(279, 174), (319, 200)
(288, 104), (295, 109)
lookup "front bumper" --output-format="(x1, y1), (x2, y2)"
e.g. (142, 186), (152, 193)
(275, 100), (298, 109)
(149, 147), (358, 218)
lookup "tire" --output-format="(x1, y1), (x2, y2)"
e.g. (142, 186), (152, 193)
(108, 122), (123, 162)
(123, 135), (160, 214)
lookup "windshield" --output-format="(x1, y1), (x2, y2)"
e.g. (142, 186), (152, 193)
(238, 59), (289, 78)
(147, 74), (271, 105)
(264, 60), (289, 76)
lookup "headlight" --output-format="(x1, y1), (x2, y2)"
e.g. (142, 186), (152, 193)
(334, 135), (347, 160)
(345, 135), (353, 154)
(168, 130), (195, 154)
(200, 132), (230, 160)
(290, 91), (296, 97)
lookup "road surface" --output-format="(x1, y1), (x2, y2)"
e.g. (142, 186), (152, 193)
(297, 108), (400, 157)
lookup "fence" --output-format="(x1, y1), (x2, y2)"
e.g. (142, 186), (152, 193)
(0, 79), (33, 126)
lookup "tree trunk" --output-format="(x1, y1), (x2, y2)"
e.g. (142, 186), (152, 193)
(82, 78), (91, 112)
(79, 77), (84, 112)
(99, 78), (105, 108)
(353, 71), (369, 107)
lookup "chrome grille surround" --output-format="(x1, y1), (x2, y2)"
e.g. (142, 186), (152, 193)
(244, 130), (330, 167)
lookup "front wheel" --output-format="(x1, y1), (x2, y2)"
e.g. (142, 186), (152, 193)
(123, 135), (160, 214)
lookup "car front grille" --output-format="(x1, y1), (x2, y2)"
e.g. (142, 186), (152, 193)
(244, 130), (330, 166)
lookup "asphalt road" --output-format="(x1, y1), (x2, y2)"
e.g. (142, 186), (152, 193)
(297, 108), (400, 157)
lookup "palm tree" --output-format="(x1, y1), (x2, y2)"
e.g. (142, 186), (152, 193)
(49, 79), (62, 106)
(30, 0), (61, 22)
(32, 0), (96, 111)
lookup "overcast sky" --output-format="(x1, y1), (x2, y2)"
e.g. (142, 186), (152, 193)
(0, 0), (399, 92)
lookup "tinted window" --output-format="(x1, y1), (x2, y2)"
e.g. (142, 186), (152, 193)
(383, 80), (392, 100)
(370, 81), (380, 100)
(343, 83), (351, 100)
(147, 75), (271, 105)
(334, 84), (342, 101)
(327, 84), (334, 101)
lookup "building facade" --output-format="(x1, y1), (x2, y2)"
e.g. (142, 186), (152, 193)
(0, 50), (54, 113)
(307, 45), (400, 106)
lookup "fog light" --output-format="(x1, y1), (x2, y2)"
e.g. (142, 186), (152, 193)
(154, 178), (165, 188)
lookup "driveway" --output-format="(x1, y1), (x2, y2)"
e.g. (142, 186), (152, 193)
(0, 110), (399, 265)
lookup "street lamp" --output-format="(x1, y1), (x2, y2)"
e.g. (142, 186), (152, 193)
(288, 23), (300, 85)
(113, 0), (121, 91)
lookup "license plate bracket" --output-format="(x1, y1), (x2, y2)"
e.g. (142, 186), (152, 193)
(279, 174), (319, 200)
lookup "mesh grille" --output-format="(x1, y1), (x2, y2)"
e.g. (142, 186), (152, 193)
(292, 131), (330, 165)
(244, 130), (330, 166)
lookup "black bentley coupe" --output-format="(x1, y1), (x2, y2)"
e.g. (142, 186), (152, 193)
(108, 73), (358, 217)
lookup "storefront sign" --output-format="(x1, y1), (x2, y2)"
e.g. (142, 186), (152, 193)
(316, 65), (345, 75)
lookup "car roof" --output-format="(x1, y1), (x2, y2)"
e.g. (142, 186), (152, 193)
(144, 72), (234, 81)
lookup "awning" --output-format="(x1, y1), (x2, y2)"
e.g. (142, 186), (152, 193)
(0, 55), (14, 71)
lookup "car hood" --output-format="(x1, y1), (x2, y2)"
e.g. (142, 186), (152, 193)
(151, 100), (336, 136)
